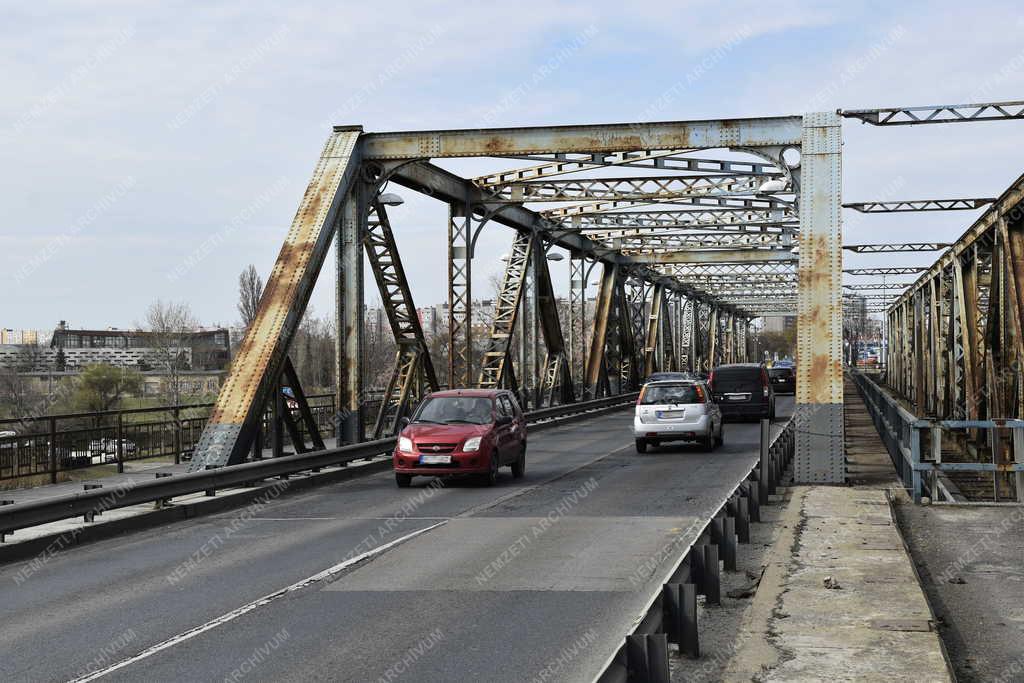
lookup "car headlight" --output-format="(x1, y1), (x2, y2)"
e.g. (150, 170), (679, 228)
(463, 436), (482, 452)
(398, 436), (413, 453)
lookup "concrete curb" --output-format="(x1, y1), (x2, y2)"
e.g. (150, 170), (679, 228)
(885, 488), (959, 681)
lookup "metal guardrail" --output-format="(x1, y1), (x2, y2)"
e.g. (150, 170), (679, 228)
(596, 417), (795, 683)
(850, 370), (1024, 503)
(0, 394), (339, 483)
(0, 393), (637, 540)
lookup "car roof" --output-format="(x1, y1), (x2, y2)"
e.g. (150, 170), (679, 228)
(428, 389), (504, 398)
(715, 363), (762, 369)
(645, 379), (701, 385)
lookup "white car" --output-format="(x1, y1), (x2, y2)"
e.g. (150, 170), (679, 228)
(633, 380), (723, 453)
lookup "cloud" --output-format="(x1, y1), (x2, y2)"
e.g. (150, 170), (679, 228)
(2, 1), (1023, 327)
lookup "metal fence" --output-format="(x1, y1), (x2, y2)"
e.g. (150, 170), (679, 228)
(851, 370), (1024, 503)
(0, 394), (339, 483)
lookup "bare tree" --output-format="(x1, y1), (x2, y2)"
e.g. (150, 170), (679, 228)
(237, 264), (264, 328)
(0, 347), (42, 421)
(143, 299), (198, 406)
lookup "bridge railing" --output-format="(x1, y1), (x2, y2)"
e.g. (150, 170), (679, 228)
(0, 394), (341, 484)
(597, 416), (795, 682)
(850, 370), (1024, 503)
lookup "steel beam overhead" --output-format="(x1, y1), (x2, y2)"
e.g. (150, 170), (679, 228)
(544, 194), (793, 219)
(843, 243), (950, 253)
(843, 282), (913, 290)
(844, 267), (927, 275)
(843, 198), (995, 212)
(358, 116), (804, 159)
(841, 99), (1024, 126)
(474, 150), (781, 186)
(484, 173), (781, 203)
(567, 208), (797, 230)
(628, 249), (796, 264)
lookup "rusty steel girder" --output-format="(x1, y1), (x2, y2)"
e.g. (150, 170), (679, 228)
(189, 128), (363, 470)
(364, 201), (439, 437)
(841, 99), (1024, 126)
(887, 172), (1024, 485)
(473, 150), (780, 187)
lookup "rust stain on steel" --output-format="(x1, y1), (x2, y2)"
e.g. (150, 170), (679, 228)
(207, 131), (358, 426)
(797, 230), (840, 405)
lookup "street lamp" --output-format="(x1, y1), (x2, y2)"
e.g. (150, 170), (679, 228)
(378, 192), (404, 206)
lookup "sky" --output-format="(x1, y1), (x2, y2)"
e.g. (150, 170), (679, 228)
(3, 1), (1024, 331)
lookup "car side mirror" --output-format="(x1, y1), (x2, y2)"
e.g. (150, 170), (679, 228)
(399, 417), (411, 428)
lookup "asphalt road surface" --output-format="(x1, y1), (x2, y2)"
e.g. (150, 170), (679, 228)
(0, 397), (793, 683)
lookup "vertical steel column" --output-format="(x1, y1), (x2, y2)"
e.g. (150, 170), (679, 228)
(448, 201), (473, 388)
(569, 256), (586, 394)
(531, 245), (542, 406)
(661, 291), (676, 372)
(794, 111), (844, 483)
(643, 284), (665, 378)
(585, 263), (617, 398)
(681, 298), (694, 372)
(707, 306), (719, 371)
(337, 186), (365, 444)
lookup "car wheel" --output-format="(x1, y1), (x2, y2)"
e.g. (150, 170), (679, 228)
(715, 422), (724, 447)
(511, 447), (526, 478)
(635, 439), (647, 454)
(484, 453), (499, 486)
(701, 430), (714, 452)
(395, 473), (412, 488)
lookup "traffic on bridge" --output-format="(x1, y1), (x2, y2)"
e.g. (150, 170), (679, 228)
(3, 5), (1024, 682)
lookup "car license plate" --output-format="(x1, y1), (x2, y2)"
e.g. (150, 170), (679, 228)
(419, 454), (451, 465)
(726, 393), (749, 401)
(657, 410), (685, 418)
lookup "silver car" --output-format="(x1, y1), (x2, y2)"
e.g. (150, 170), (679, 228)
(633, 380), (723, 453)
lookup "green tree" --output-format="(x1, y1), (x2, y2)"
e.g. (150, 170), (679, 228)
(73, 364), (143, 424)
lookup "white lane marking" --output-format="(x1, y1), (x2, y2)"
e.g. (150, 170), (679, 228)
(67, 520), (447, 682)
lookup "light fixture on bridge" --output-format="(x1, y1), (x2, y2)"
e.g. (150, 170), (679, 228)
(378, 192), (405, 206)
(546, 252), (565, 262)
(757, 179), (787, 194)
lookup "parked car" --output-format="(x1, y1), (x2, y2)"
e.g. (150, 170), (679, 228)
(88, 438), (138, 462)
(768, 367), (795, 395)
(392, 389), (526, 487)
(710, 363), (775, 421)
(634, 380), (723, 453)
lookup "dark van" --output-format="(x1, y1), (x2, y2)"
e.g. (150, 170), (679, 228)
(710, 363), (775, 421)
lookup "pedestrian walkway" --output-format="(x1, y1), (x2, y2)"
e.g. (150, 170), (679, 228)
(719, 375), (952, 681)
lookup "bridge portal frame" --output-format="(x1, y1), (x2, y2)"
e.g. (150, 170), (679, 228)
(187, 114), (843, 483)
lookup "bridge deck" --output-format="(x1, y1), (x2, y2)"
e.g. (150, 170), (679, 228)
(0, 401), (790, 682)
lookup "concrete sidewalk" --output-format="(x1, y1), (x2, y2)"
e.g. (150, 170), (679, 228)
(713, 377), (952, 681)
(722, 486), (950, 681)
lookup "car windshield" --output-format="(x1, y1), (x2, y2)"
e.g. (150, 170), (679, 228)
(769, 368), (793, 378)
(414, 396), (494, 425)
(641, 384), (702, 405)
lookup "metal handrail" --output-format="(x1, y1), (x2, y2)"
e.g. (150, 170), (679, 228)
(850, 370), (1024, 503)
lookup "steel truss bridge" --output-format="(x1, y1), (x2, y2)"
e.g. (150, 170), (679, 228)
(181, 99), (1024, 485)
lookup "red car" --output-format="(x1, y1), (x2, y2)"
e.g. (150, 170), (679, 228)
(392, 389), (527, 487)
